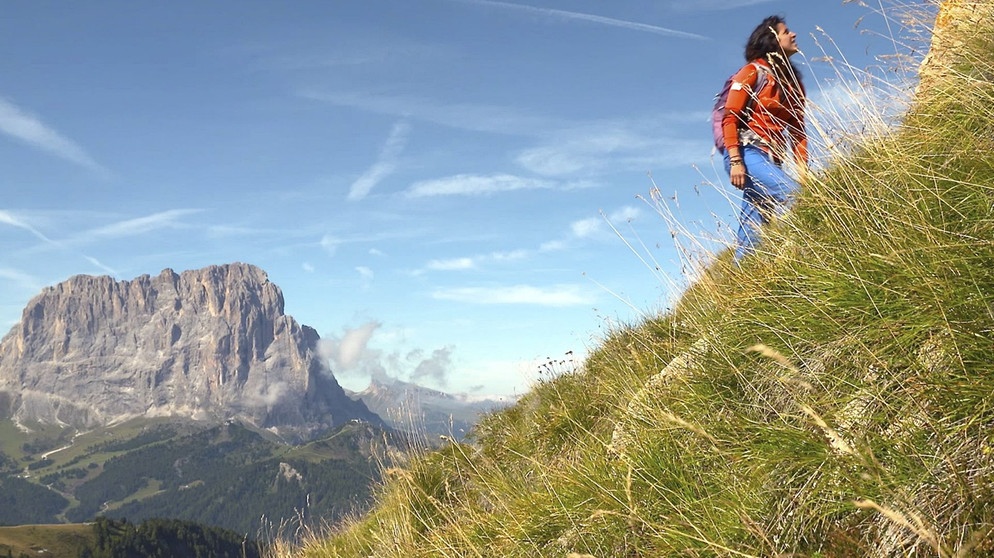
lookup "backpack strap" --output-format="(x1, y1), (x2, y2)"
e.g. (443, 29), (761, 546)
(735, 62), (772, 151)
(744, 61), (770, 100)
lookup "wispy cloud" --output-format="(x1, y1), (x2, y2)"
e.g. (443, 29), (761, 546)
(426, 257), (476, 271)
(452, 0), (708, 40)
(84, 255), (118, 277)
(432, 284), (594, 306)
(406, 173), (567, 198)
(321, 234), (341, 256)
(348, 120), (411, 201)
(491, 249), (529, 262)
(668, 0), (776, 12)
(1, 209), (122, 276)
(516, 120), (710, 177)
(0, 267), (41, 293)
(419, 205), (635, 276)
(80, 209), (203, 243)
(0, 97), (108, 174)
(571, 206), (642, 240)
(0, 209), (57, 245)
(318, 228), (426, 258)
(244, 38), (451, 73)
(414, 247), (536, 276)
(356, 266), (375, 290)
(301, 90), (555, 136)
(304, 93), (709, 177)
(252, 48), (391, 72)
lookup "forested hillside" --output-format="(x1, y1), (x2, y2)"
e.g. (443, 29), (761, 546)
(0, 419), (394, 535)
(0, 518), (262, 558)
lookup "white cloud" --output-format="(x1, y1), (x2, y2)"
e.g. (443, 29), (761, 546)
(322, 321), (382, 371)
(432, 284), (594, 306)
(356, 266), (375, 290)
(416, 241), (563, 276)
(302, 262), (315, 272)
(406, 173), (556, 198)
(417, 248), (533, 276)
(409, 346), (454, 385)
(490, 249), (528, 262)
(570, 217), (603, 239)
(452, 0), (708, 40)
(356, 266), (374, 279)
(247, 380), (289, 407)
(348, 120), (411, 201)
(320, 234), (340, 256)
(609, 206), (641, 223)
(426, 257), (476, 271)
(569, 206), (640, 240)
(317, 322), (458, 390)
(0, 97), (107, 174)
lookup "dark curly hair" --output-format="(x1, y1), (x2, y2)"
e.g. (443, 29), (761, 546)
(745, 15), (802, 87)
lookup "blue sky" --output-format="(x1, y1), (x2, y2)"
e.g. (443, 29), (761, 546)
(0, 1), (930, 397)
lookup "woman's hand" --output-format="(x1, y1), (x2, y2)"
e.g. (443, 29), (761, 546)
(729, 160), (747, 189)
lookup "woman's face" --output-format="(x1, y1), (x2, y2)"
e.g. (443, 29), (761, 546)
(775, 22), (799, 57)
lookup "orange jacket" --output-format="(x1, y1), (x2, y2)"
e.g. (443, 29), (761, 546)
(721, 58), (807, 165)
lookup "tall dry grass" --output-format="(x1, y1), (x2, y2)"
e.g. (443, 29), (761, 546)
(274, 1), (994, 556)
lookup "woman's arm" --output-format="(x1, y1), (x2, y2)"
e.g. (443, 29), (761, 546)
(722, 64), (760, 189)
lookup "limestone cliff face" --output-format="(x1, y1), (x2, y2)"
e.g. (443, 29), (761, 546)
(0, 263), (379, 437)
(918, 0), (986, 92)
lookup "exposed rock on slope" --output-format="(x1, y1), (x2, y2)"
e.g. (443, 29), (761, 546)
(917, 0), (986, 92)
(0, 263), (380, 438)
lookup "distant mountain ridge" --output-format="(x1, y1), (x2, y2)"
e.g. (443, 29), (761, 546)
(350, 378), (508, 439)
(0, 263), (380, 439)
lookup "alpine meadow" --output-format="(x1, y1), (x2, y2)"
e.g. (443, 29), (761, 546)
(275, 1), (994, 556)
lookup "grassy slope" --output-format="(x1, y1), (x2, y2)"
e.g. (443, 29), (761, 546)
(293, 2), (994, 557)
(0, 524), (92, 558)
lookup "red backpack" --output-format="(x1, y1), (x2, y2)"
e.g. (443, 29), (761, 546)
(711, 62), (770, 153)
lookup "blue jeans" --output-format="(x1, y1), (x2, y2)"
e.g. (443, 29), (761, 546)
(724, 145), (800, 261)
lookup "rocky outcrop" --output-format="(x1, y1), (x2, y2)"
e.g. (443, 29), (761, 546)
(0, 263), (380, 438)
(607, 338), (709, 459)
(917, 0), (987, 93)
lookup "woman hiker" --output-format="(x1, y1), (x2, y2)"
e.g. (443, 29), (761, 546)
(722, 15), (808, 261)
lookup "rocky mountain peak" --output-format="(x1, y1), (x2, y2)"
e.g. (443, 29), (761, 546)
(0, 263), (379, 439)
